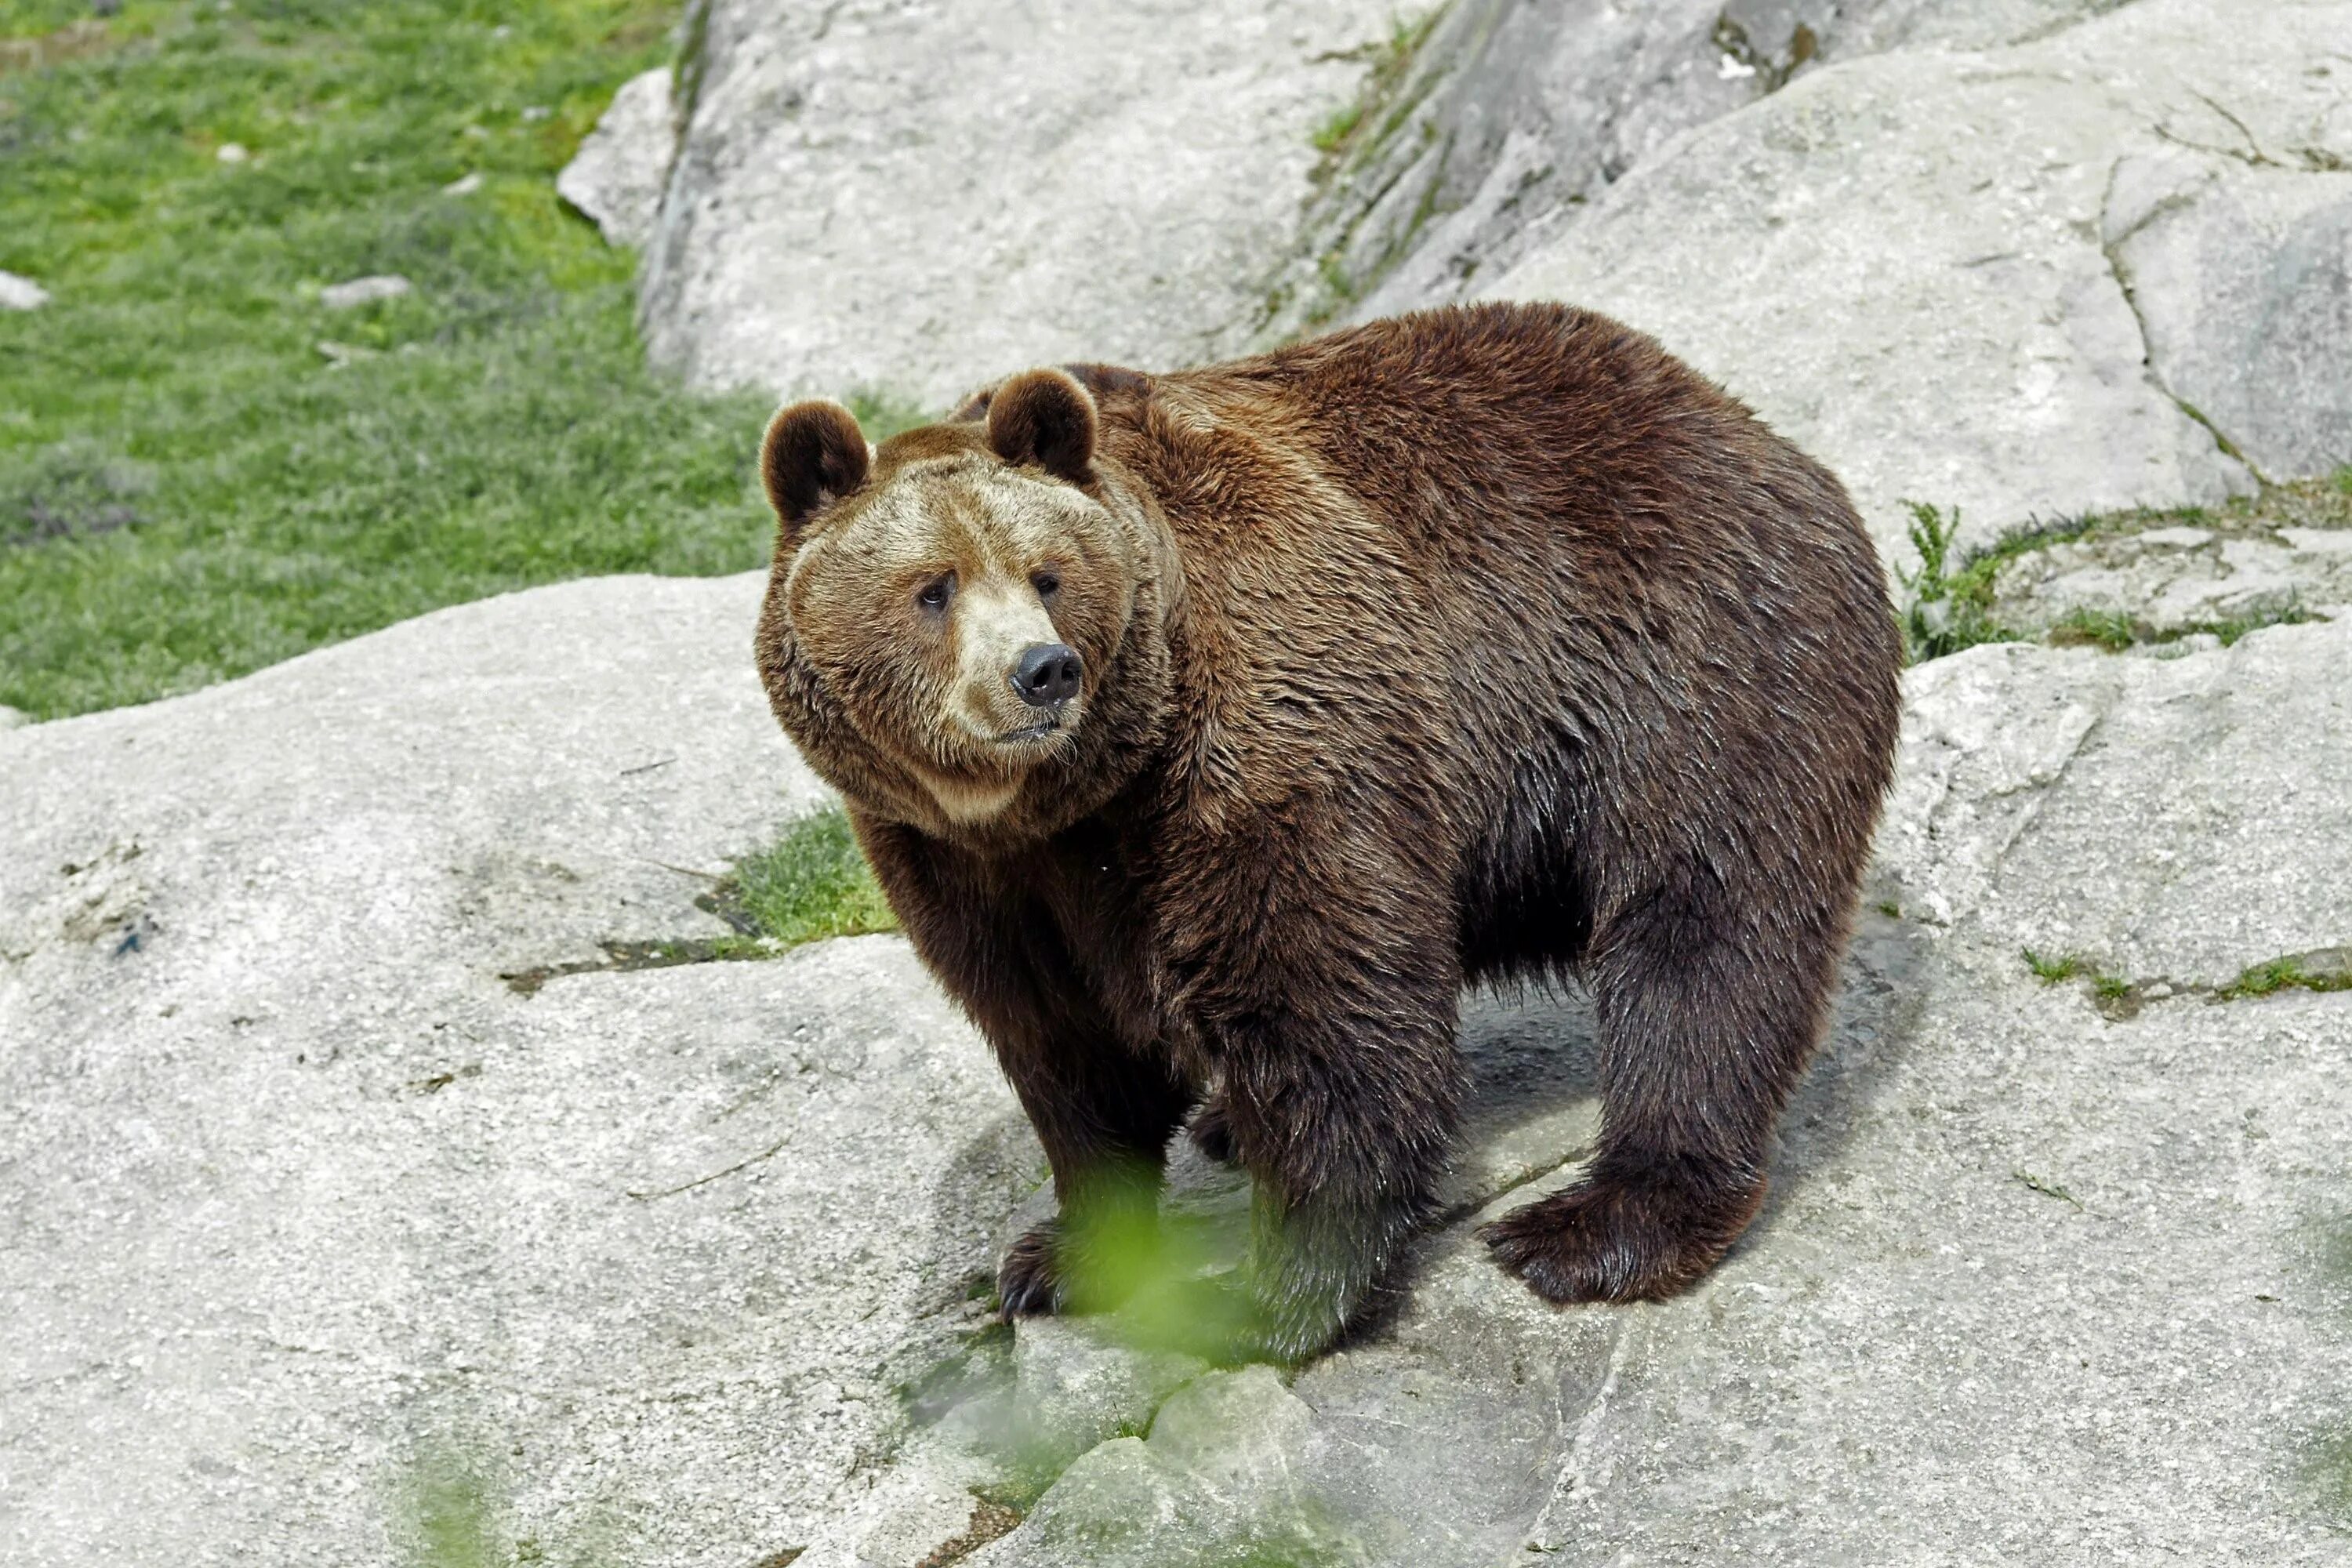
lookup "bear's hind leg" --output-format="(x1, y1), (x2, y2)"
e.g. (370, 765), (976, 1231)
(1482, 889), (1838, 1302)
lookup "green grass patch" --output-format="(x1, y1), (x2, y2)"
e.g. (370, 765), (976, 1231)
(2045, 607), (2140, 653)
(2046, 602), (2318, 654)
(1890, 474), (2352, 665)
(499, 808), (895, 994)
(722, 806), (898, 949)
(1896, 501), (2094, 662)
(2023, 948), (2085, 985)
(2215, 949), (2352, 1002)
(0, 0), (798, 720)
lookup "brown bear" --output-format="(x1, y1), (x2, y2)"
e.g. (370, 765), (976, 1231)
(754, 301), (1902, 1362)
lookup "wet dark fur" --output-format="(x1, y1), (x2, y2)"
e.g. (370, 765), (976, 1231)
(756, 302), (1903, 1360)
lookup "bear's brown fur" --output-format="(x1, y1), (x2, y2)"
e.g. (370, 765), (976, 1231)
(755, 302), (1902, 1360)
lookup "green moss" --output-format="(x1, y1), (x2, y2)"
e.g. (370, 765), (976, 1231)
(0, 0), (776, 720)
(724, 807), (898, 948)
(392, 1443), (507, 1568)
(1309, 100), (1363, 156)
(1305, 5), (1443, 172)
(2046, 602), (2316, 655)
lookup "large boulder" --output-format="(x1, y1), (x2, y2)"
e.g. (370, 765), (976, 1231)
(1479, 0), (2352, 557)
(630, 0), (1400, 408)
(5, 580), (2347, 1564)
(0, 576), (1039, 1566)
(878, 616), (2352, 1566)
(1269, 0), (2129, 335)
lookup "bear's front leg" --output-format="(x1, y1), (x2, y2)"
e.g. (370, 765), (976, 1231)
(845, 815), (1195, 1321)
(1165, 811), (1466, 1361)
(989, 1030), (1194, 1318)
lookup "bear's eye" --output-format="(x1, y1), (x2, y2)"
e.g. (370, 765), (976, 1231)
(916, 572), (956, 613)
(1032, 569), (1062, 601)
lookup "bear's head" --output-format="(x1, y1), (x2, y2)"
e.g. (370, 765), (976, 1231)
(754, 368), (1178, 844)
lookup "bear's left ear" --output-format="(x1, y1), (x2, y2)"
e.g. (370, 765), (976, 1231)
(760, 399), (870, 546)
(986, 368), (1097, 484)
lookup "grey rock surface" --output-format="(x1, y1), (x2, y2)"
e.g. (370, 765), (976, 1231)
(1991, 508), (2352, 641)
(318, 274), (413, 309)
(0, 575), (1039, 1566)
(635, 0), (1399, 407)
(0, 269), (53, 310)
(1482, 0), (2352, 558)
(557, 66), (675, 250)
(940, 617), (2352, 1566)
(2108, 149), (2352, 482)
(5, 584), (2349, 1565)
(1272, 0), (2129, 336)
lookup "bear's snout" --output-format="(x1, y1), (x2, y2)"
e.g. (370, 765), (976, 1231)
(1010, 642), (1083, 710)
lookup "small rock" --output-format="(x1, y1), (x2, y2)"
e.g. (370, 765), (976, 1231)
(0, 706), (31, 731)
(2137, 526), (2215, 550)
(313, 340), (376, 368)
(215, 143), (249, 164)
(555, 67), (675, 250)
(521, 104), (550, 122)
(0, 270), (52, 311)
(318, 275), (412, 310)
(441, 172), (483, 196)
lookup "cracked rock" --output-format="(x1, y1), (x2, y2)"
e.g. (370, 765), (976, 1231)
(1275, 0), (2130, 339)
(2109, 153), (2352, 481)
(5, 584), (2350, 1564)
(1991, 508), (2352, 640)
(1481, 0), (2352, 559)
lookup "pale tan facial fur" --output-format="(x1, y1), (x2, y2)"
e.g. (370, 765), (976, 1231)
(782, 452), (1134, 826)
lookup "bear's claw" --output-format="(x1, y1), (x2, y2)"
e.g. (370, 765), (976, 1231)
(996, 1221), (1065, 1318)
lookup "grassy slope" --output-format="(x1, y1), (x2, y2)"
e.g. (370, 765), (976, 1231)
(0, 0), (781, 720)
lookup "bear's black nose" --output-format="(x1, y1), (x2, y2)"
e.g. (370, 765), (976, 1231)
(1011, 643), (1083, 708)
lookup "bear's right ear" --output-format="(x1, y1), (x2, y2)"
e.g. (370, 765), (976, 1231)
(985, 368), (1097, 484)
(760, 400), (870, 544)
